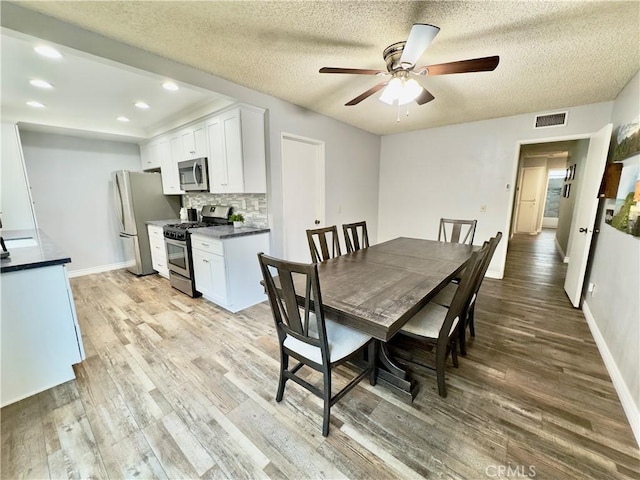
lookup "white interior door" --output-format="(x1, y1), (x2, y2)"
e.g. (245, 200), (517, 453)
(515, 167), (545, 233)
(282, 134), (325, 263)
(564, 123), (613, 307)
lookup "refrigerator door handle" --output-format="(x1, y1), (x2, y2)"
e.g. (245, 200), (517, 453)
(114, 173), (125, 231)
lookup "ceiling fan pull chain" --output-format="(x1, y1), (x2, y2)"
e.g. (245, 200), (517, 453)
(396, 103), (400, 123)
(406, 104), (410, 117)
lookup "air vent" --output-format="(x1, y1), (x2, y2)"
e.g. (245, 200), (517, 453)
(534, 111), (568, 128)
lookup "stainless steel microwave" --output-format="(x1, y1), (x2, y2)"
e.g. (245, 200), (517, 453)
(178, 158), (208, 191)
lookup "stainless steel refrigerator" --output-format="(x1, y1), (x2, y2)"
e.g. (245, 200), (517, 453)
(112, 170), (180, 275)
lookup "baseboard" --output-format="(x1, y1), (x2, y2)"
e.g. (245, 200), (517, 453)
(486, 268), (502, 280)
(554, 237), (569, 263)
(583, 300), (640, 447)
(67, 261), (134, 278)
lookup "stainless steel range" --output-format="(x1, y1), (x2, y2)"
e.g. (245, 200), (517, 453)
(163, 205), (231, 297)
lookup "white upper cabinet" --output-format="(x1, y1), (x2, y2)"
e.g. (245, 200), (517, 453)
(161, 135), (183, 195)
(179, 122), (207, 161)
(140, 139), (162, 170)
(206, 107), (266, 194)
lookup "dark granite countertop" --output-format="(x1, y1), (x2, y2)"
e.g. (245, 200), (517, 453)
(1, 229), (71, 273)
(146, 219), (180, 227)
(189, 225), (270, 240)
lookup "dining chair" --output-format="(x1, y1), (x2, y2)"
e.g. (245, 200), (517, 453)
(398, 243), (488, 397)
(438, 218), (477, 245)
(432, 232), (503, 355)
(257, 252), (376, 436)
(342, 221), (370, 253)
(306, 225), (342, 262)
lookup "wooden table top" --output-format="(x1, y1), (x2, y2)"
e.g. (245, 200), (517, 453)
(305, 237), (475, 341)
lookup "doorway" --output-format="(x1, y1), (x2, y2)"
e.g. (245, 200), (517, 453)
(508, 125), (612, 307)
(513, 166), (546, 234)
(281, 133), (325, 263)
(542, 169), (565, 229)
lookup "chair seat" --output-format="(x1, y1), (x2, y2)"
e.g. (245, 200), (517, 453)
(284, 313), (372, 364)
(433, 283), (476, 308)
(400, 302), (459, 339)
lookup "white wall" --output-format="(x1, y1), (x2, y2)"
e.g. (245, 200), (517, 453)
(584, 70), (640, 445)
(20, 130), (142, 274)
(379, 101), (613, 278)
(1, 5), (381, 259)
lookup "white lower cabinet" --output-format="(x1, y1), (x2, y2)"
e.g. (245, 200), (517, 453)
(192, 247), (228, 305)
(147, 225), (169, 278)
(191, 232), (269, 313)
(1, 264), (85, 407)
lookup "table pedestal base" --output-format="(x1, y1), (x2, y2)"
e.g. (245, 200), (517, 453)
(376, 343), (419, 402)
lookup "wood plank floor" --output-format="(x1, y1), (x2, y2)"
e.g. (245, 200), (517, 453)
(2, 230), (638, 479)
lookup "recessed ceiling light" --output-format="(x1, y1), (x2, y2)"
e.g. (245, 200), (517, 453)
(162, 81), (179, 91)
(116, 116), (130, 122)
(26, 101), (46, 108)
(29, 79), (54, 89)
(135, 101), (150, 109)
(34, 45), (62, 59)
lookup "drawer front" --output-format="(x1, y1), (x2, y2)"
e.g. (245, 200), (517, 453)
(148, 225), (165, 241)
(190, 236), (223, 256)
(149, 237), (166, 253)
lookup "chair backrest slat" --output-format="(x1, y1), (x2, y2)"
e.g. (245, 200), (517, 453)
(258, 253), (328, 353)
(438, 218), (477, 245)
(307, 226), (342, 262)
(342, 221), (370, 253)
(438, 243), (488, 345)
(472, 232), (503, 296)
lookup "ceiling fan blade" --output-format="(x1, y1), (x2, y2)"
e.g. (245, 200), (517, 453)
(345, 81), (389, 106)
(319, 67), (386, 75)
(420, 55), (500, 76)
(415, 87), (435, 105)
(398, 24), (440, 67)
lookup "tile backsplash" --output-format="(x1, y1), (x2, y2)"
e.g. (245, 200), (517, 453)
(184, 193), (268, 228)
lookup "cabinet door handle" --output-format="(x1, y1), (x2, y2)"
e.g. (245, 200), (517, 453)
(203, 259), (209, 264)
(190, 150), (196, 155)
(201, 243), (209, 247)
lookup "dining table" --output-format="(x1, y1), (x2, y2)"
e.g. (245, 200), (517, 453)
(293, 236), (476, 401)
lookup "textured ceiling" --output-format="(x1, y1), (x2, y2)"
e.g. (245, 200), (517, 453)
(14, 1), (640, 135)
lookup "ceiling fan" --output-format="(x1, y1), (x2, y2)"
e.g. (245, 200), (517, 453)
(319, 24), (499, 107)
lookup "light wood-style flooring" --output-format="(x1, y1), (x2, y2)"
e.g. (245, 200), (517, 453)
(2, 230), (638, 479)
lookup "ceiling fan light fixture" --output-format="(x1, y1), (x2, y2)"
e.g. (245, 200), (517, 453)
(398, 78), (422, 105)
(379, 77), (403, 105)
(379, 77), (422, 106)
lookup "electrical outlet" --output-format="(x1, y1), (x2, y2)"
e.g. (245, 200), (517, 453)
(480, 205), (487, 212)
(241, 199), (247, 209)
(254, 200), (260, 211)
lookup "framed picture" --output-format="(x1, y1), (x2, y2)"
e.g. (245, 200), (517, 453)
(565, 168), (571, 181)
(567, 183), (571, 198)
(611, 121), (640, 162)
(571, 164), (577, 180)
(605, 209), (614, 224)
